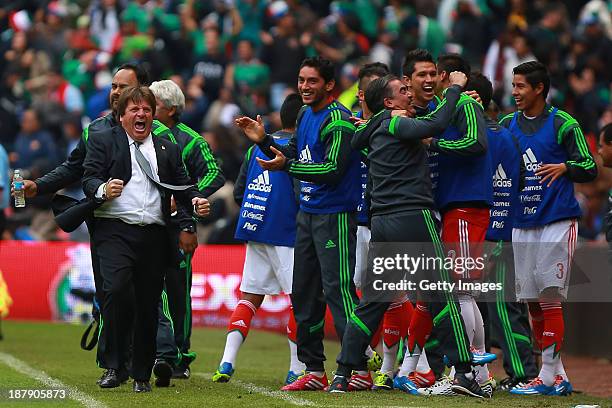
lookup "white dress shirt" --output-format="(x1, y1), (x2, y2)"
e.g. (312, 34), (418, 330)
(94, 133), (165, 226)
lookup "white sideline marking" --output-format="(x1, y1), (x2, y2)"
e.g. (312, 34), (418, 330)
(0, 351), (107, 408)
(195, 372), (316, 406)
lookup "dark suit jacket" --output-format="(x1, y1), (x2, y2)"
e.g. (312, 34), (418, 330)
(82, 126), (203, 225)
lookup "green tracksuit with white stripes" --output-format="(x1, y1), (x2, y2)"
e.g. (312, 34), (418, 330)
(257, 101), (362, 372)
(155, 120), (225, 368)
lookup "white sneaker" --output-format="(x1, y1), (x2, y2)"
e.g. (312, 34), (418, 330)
(417, 376), (457, 396)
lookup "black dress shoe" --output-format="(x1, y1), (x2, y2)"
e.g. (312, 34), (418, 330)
(97, 368), (129, 386)
(99, 369), (122, 388)
(153, 359), (173, 387)
(133, 380), (152, 393)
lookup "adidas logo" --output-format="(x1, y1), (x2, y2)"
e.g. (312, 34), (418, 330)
(325, 240), (336, 249)
(522, 148), (541, 172)
(299, 146), (313, 163)
(247, 170), (272, 192)
(493, 163), (512, 187)
(232, 319), (248, 328)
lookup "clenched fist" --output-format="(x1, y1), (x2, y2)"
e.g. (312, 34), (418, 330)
(104, 179), (124, 200)
(192, 197), (210, 217)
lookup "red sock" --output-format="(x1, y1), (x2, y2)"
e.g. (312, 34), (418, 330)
(383, 303), (403, 348)
(370, 321), (383, 349)
(227, 299), (257, 339)
(407, 301), (432, 352)
(286, 306), (297, 343)
(528, 302), (544, 350)
(401, 301), (414, 340)
(540, 301), (564, 354)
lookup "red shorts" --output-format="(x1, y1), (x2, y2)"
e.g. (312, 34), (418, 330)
(441, 208), (490, 281)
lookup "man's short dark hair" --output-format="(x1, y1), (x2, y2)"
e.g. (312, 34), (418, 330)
(601, 123), (612, 144)
(513, 60), (550, 99)
(364, 75), (398, 115)
(358, 62), (390, 90)
(280, 93), (303, 129)
(402, 49), (435, 77)
(466, 72), (493, 110)
(117, 86), (156, 116)
(437, 53), (471, 76)
(300, 56), (335, 83)
(116, 63), (150, 86)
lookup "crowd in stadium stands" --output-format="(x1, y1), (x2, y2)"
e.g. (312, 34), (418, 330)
(0, 0), (610, 243)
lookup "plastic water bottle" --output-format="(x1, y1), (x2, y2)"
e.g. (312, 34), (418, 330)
(13, 169), (26, 208)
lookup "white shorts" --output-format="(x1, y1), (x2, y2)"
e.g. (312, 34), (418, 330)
(512, 219), (577, 301)
(354, 226), (371, 289)
(240, 242), (294, 295)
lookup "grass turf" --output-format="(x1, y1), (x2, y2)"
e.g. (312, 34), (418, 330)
(0, 320), (609, 407)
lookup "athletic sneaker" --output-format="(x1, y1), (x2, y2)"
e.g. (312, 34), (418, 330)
(281, 372), (328, 391)
(408, 369), (436, 388)
(479, 376), (496, 398)
(393, 375), (419, 395)
(471, 350), (497, 365)
(367, 351), (382, 372)
(285, 370), (303, 385)
(509, 377), (555, 396)
(212, 362), (234, 383)
(417, 376), (457, 396)
(499, 376), (530, 391)
(348, 372), (372, 391)
(442, 351), (496, 367)
(451, 372), (488, 398)
(553, 375), (573, 396)
(372, 371), (393, 390)
(327, 375), (349, 393)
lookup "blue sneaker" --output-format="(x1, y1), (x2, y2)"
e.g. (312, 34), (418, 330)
(285, 370), (302, 385)
(212, 362), (234, 383)
(471, 351), (497, 365)
(553, 375), (573, 396)
(442, 350), (497, 367)
(393, 375), (419, 395)
(509, 378), (555, 395)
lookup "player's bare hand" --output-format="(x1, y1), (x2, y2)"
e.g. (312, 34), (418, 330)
(422, 137), (433, 147)
(235, 115), (265, 143)
(391, 109), (408, 117)
(105, 179), (124, 200)
(179, 230), (198, 254)
(449, 71), (468, 88)
(464, 90), (482, 104)
(536, 163), (567, 187)
(11, 179), (38, 198)
(256, 146), (286, 171)
(349, 116), (367, 127)
(192, 197), (210, 217)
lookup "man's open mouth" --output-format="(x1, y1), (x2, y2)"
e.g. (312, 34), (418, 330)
(135, 120), (146, 131)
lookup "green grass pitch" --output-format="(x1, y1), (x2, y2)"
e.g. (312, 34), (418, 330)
(0, 320), (609, 407)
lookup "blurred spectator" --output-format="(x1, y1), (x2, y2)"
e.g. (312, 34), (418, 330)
(502, 30), (536, 109)
(450, 1), (489, 68)
(527, 2), (568, 67)
(313, 10), (370, 64)
(203, 86), (240, 131)
(224, 39), (269, 117)
(89, 0), (122, 53)
(192, 28), (227, 102)
(10, 109), (59, 180)
(46, 68), (85, 114)
(260, 3), (306, 111)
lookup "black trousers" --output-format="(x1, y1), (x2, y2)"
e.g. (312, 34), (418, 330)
(94, 218), (169, 381)
(156, 235), (194, 366)
(292, 211), (359, 372)
(485, 241), (537, 380)
(336, 209), (473, 375)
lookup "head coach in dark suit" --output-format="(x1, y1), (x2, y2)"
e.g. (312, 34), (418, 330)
(82, 86), (210, 392)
